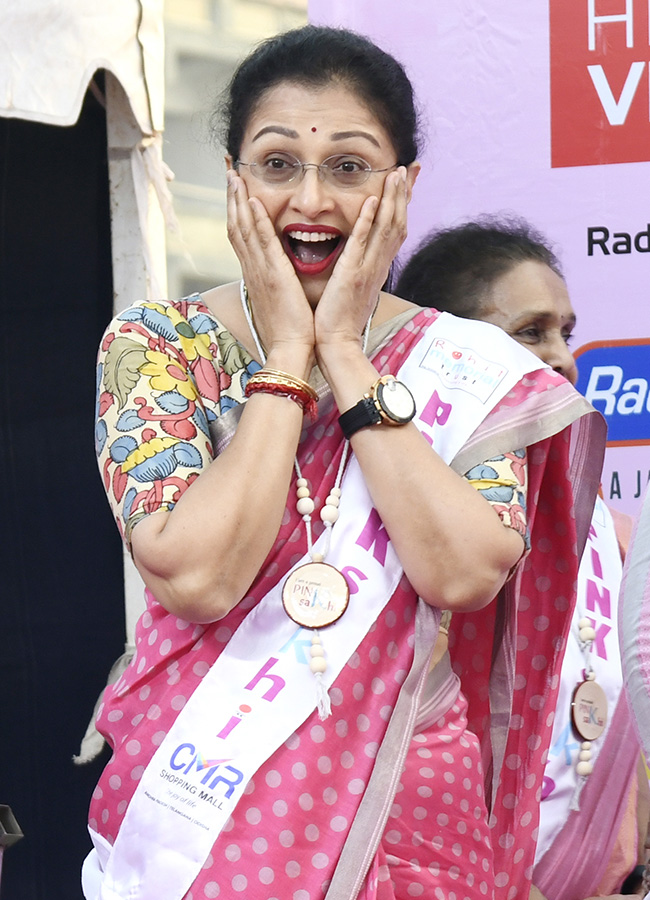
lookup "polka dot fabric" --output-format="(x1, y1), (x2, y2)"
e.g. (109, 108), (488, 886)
(91, 311), (439, 898)
(90, 307), (603, 899)
(381, 693), (496, 900)
(448, 423), (596, 898)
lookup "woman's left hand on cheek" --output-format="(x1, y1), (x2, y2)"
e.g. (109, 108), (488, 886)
(315, 167), (409, 346)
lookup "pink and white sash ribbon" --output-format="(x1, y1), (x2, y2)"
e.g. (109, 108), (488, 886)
(88, 314), (543, 900)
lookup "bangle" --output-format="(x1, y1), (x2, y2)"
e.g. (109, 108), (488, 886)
(248, 368), (318, 401)
(245, 369), (318, 420)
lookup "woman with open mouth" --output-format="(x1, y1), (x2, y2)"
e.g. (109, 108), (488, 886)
(85, 24), (605, 900)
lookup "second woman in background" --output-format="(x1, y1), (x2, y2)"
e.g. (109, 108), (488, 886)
(397, 216), (649, 900)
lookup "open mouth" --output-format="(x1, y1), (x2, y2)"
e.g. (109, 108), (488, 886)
(283, 225), (343, 275)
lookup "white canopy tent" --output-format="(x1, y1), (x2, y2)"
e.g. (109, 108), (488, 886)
(0, 0), (168, 693)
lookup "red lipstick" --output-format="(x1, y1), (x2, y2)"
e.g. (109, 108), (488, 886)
(282, 224), (344, 276)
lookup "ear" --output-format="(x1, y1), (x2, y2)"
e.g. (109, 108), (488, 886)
(405, 161), (421, 204)
(225, 154), (235, 172)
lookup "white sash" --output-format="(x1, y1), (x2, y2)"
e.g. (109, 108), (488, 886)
(90, 314), (543, 900)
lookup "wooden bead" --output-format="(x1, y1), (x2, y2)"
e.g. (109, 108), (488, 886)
(581, 741), (592, 750)
(297, 497), (315, 515)
(311, 552), (324, 563)
(310, 645), (325, 657)
(579, 750), (592, 761)
(579, 626), (596, 643)
(578, 617), (591, 629)
(296, 478), (308, 488)
(325, 493), (340, 508)
(297, 486), (311, 499)
(309, 657), (327, 674)
(311, 633), (321, 645)
(330, 487), (341, 497)
(576, 760), (593, 777)
(320, 505), (339, 524)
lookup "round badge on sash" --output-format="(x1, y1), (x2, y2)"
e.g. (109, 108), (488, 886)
(571, 679), (608, 741)
(282, 562), (350, 628)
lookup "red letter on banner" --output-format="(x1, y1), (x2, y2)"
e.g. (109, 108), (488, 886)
(550, 0), (650, 167)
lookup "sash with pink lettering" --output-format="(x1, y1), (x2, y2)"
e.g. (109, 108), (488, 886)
(85, 308), (605, 900)
(533, 497), (641, 898)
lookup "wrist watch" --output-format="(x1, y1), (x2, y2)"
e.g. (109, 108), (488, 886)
(338, 375), (416, 439)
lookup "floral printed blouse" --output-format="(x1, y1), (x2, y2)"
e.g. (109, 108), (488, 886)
(95, 295), (529, 551)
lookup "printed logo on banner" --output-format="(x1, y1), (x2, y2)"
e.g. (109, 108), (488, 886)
(420, 338), (508, 403)
(550, 0), (650, 167)
(575, 339), (650, 444)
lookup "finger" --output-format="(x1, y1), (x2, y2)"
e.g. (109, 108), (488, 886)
(226, 169), (257, 257)
(344, 170), (403, 268)
(365, 167), (408, 259)
(227, 177), (287, 283)
(248, 197), (285, 255)
(376, 168), (407, 237)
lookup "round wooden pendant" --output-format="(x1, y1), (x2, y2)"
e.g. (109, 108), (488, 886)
(571, 679), (608, 741)
(282, 562), (350, 628)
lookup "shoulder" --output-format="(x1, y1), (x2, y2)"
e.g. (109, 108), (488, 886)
(104, 295), (224, 341)
(98, 293), (255, 369)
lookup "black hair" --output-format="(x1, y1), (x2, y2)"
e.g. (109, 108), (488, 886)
(395, 215), (564, 316)
(216, 25), (420, 165)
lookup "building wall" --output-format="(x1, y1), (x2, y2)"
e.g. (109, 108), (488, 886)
(163, 0), (308, 300)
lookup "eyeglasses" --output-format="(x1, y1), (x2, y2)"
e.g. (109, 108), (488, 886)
(235, 152), (398, 188)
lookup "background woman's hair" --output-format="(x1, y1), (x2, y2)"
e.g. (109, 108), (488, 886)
(215, 25), (421, 165)
(395, 215), (564, 316)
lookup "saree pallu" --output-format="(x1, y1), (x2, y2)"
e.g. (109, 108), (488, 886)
(446, 361), (605, 898)
(88, 307), (605, 900)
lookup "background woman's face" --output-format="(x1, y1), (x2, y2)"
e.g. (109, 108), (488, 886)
(479, 260), (578, 385)
(230, 80), (417, 306)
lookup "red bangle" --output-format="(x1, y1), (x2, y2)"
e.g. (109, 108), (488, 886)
(245, 379), (318, 421)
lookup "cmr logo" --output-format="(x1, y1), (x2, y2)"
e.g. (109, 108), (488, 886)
(575, 339), (650, 444)
(550, 0), (650, 167)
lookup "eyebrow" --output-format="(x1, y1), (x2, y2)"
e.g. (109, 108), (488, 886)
(511, 310), (577, 327)
(251, 126), (381, 148)
(330, 130), (381, 147)
(252, 125), (299, 142)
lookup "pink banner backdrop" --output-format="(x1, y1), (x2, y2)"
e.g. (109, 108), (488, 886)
(308, 0), (650, 517)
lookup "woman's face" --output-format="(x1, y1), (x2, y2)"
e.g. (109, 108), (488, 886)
(228, 80), (418, 307)
(479, 260), (578, 385)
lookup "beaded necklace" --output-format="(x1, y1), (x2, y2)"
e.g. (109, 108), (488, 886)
(570, 614), (608, 788)
(240, 281), (372, 717)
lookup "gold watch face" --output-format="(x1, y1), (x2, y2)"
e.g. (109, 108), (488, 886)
(376, 378), (416, 424)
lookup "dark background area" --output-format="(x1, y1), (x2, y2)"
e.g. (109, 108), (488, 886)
(0, 81), (126, 899)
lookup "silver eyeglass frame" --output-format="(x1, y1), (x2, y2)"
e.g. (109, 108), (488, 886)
(234, 153), (398, 188)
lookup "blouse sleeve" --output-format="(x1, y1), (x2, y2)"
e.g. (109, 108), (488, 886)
(94, 299), (253, 547)
(463, 449), (530, 551)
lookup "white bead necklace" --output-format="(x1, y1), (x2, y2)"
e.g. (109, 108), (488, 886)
(240, 281), (372, 718)
(570, 614), (607, 790)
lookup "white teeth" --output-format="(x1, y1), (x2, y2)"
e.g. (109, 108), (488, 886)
(287, 230), (337, 242)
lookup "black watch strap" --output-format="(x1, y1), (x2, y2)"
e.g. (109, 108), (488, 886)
(338, 397), (382, 439)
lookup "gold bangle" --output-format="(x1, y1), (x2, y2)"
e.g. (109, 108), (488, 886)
(248, 368), (318, 402)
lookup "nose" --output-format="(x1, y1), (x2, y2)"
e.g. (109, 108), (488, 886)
(546, 335), (578, 385)
(288, 165), (335, 217)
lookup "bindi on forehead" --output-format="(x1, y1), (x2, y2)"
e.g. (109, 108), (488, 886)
(311, 127), (317, 132)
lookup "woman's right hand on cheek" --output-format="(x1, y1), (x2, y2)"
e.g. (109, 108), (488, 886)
(226, 170), (315, 361)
